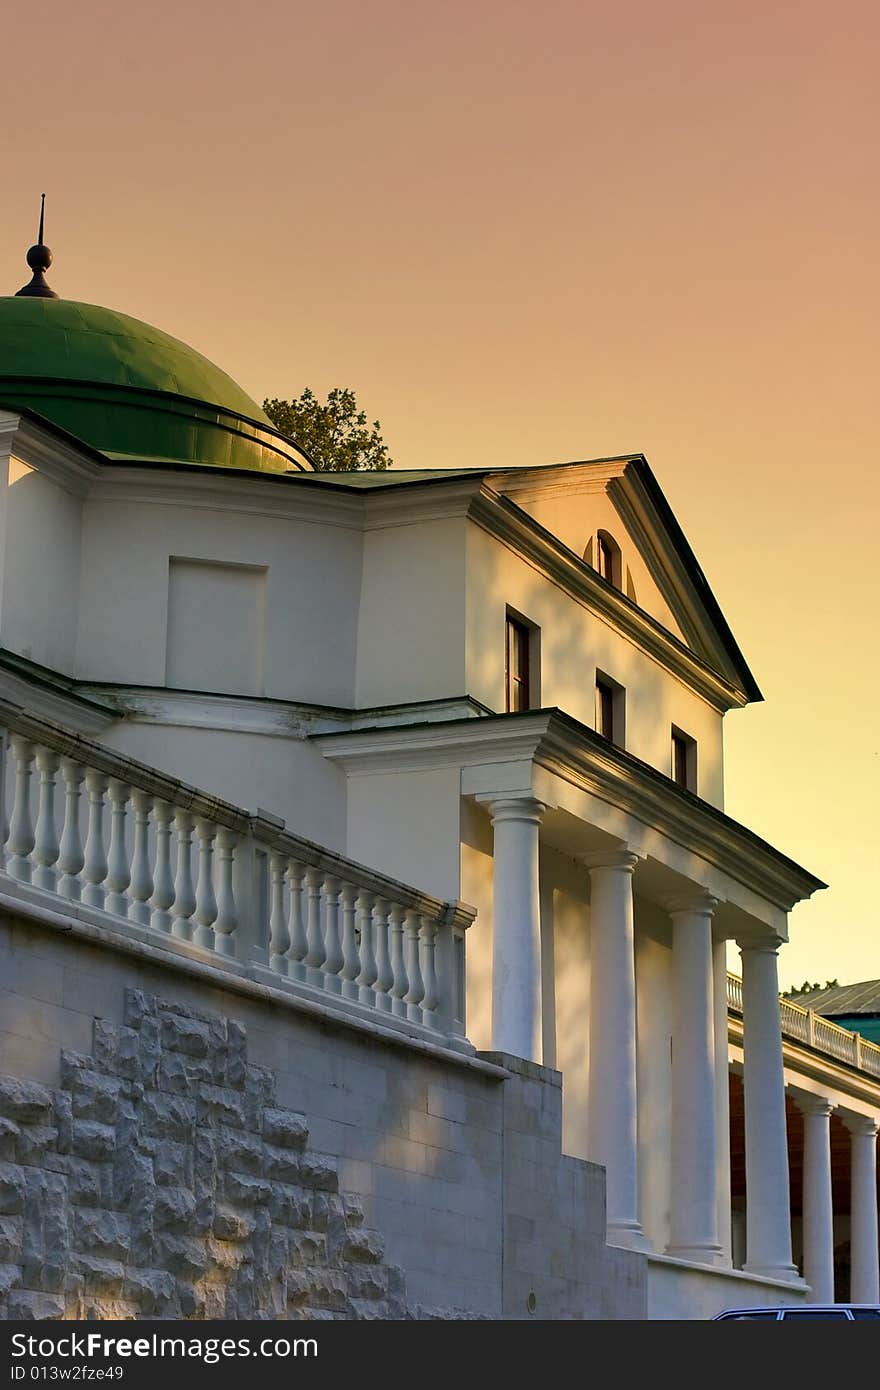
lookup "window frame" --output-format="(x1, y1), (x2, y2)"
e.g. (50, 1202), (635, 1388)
(505, 611), (537, 713)
(595, 670), (625, 748)
(671, 726), (697, 793)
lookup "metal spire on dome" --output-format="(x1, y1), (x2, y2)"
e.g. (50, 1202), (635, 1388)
(15, 195), (59, 299)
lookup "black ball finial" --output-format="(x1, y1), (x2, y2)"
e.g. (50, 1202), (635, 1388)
(15, 195), (59, 299)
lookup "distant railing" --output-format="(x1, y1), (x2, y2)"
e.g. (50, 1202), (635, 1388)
(0, 698), (473, 1052)
(728, 972), (880, 1081)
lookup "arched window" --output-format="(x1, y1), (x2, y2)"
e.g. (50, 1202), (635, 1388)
(595, 530), (621, 588)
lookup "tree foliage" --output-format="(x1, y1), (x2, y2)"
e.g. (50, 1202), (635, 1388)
(263, 387), (392, 472)
(782, 979), (839, 997)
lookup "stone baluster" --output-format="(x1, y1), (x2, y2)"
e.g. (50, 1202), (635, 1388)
(286, 860), (308, 980)
(340, 883), (360, 1001)
(420, 915), (439, 1021)
(150, 800), (175, 932)
(322, 876), (343, 993)
(373, 896), (393, 1012)
(32, 747), (60, 892)
(304, 867), (326, 987)
(57, 759), (85, 900)
(193, 818), (218, 950)
(268, 851), (289, 972)
(104, 780), (131, 917)
(128, 790), (154, 925)
(170, 810), (196, 940)
(6, 735), (36, 883)
(389, 904), (409, 1018)
(81, 770), (108, 908)
(404, 908), (425, 1023)
(213, 829), (238, 956)
(355, 890), (377, 1006)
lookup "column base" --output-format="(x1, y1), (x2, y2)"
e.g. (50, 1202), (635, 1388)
(665, 1242), (725, 1267)
(744, 1261), (802, 1283)
(607, 1220), (653, 1253)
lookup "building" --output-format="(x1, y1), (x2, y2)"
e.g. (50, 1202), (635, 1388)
(0, 223), (877, 1319)
(789, 981), (880, 1047)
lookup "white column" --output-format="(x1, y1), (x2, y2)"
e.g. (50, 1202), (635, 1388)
(666, 893), (722, 1264)
(480, 795), (545, 1063)
(846, 1115), (879, 1303)
(739, 939), (799, 1280)
(584, 849), (649, 1250)
(797, 1095), (835, 1303)
(713, 937), (733, 1264)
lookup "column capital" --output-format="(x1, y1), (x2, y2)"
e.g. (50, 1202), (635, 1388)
(841, 1112), (880, 1140)
(737, 935), (785, 957)
(664, 890), (719, 918)
(579, 848), (641, 873)
(475, 793), (546, 826)
(789, 1089), (834, 1119)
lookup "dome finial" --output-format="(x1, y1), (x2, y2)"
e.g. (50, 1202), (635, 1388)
(15, 195), (59, 299)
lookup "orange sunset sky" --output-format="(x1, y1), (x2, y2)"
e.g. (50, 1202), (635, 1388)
(3, 0), (878, 989)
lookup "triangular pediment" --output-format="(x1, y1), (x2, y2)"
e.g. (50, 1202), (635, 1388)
(486, 456), (760, 702)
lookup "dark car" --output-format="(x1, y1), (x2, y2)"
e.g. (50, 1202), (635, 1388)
(714, 1305), (880, 1320)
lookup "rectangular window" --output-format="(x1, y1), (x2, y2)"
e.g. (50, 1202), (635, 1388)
(671, 727), (697, 792)
(596, 677), (614, 741)
(505, 616), (531, 712)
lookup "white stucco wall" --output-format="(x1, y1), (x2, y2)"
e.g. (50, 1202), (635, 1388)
(2, 461), (82, 672)
(465, 523), (725, 805)
(355, 517), (467, 708)
(76, 498), (363, 705)
(97, 721), (348, 852)
(344, 765), (463, 900)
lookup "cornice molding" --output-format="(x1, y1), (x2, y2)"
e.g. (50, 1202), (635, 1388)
(87, 467), (367, 530)
(467, 487), (750, 712)
(0, 412), (103, 497)
(315, 709), (825, 912)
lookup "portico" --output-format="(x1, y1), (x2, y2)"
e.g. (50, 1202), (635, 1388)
(318, 705), (827, 1287)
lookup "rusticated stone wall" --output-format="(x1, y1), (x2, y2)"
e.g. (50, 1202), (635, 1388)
(0, 907), (647, 1319)
(0, 989), (430, 1320)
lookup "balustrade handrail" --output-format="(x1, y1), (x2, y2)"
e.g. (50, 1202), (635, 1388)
(0, 696), (471, 928)
(0, 696), (475, 1052)
(727, 971), (880, 1080)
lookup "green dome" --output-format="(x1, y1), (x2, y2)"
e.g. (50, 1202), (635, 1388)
(0, 297), (311, 474)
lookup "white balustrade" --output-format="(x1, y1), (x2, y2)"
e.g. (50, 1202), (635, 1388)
(356, 890), (377, 1005)
(57, 760), (84, 900)
(81, 770), (108, 908)
(128, 789), (154, 925)
(150, 800), (175, 932)
(728, 971), (880, 1082)
(105, 780), (131, 917)
(322, 876), (343, 994)
(170, 810), (196, 940)
(0, 703), (474, 1051)
(286, 859), (308, 980)
(389, 904), (408, 1019)
(7, 736), (35, 883)
(373, 896), (393, 1013)
(268, 852), (289, 972)
(193, 818), (218, 950)
(32, 748), (60, 892)
(340, 883), (359, 1001)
